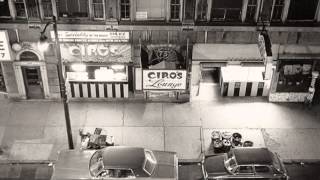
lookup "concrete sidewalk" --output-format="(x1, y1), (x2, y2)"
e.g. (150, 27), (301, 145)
(0, 97), (320, 163)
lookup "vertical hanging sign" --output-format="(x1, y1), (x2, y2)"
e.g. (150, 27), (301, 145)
(0, 31), (12, 61)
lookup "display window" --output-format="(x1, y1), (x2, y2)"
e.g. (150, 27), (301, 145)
(277, 60), (312, 92)
(66, 64), (127, 82)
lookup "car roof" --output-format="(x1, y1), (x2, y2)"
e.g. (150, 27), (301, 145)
(233, 147), (273, 165)
(101, 146), (146, 170)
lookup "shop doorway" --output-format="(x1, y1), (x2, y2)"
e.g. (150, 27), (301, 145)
(201, 67), (220, 84)
(22, 66), (44, 99)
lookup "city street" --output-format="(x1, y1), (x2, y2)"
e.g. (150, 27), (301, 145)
(1, 162), (320, 180)
(0, 96), (320, 179)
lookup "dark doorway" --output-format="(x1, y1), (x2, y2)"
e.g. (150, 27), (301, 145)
(22, 67), (44, 99)
(201, 68), (220, 83)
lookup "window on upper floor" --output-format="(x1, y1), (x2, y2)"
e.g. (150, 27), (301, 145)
(246, 0), (257, 22)
(57, 0), (88, 18)
(271, 0), (285, 21)
(120, 0), (130, 20)
(26, 0), (40, 19)
(0, 0), (10, 17)
(14, 0), (27, 18)
(287, 0), (319, 21)
(136, 0), (165, 20)
(92, 0), (105, 19)
(211, 0), (242, 22)
(41, 0), (53, 19)
(170, 0), (180, 21)
(197, 0), (207, 21)
(259, 0), (284, 22)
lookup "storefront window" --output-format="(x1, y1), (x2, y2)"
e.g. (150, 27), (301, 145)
(277, 61), (312, 92)
(0, 0), (11, 17)
(0, 63), (6, 92)
(57, 0), (88, 18)
(67, 64), (127, 82)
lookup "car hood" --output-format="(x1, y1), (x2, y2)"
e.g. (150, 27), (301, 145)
(51, 150), (95, 180)
(204, 154), (229, 176)
(151, 151), (178, 179)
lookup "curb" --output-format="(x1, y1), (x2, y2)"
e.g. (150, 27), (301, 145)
(283, 159), (320, 164)
(0, 160), (54, 165)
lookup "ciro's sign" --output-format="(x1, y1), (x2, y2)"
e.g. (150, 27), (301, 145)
(143, 70), (187, 90)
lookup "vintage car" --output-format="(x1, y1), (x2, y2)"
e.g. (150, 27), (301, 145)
(51, 146), (178, 179)
(202, 147), (289, 180)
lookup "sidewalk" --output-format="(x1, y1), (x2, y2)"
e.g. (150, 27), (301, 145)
(0, 97), (320, 163)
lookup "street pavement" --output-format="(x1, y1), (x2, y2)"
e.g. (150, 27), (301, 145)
(0, 91), (320, 165)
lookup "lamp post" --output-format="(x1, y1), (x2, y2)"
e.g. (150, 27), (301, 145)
(39, 16), (74, 149)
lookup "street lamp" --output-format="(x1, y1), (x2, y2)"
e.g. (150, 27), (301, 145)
(39, 16), (74, 149)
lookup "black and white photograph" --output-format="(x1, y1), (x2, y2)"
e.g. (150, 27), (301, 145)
(0, 0), (320, 179)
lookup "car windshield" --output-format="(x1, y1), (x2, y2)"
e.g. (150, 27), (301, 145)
(224, 151), (237, 173)
(89, 150), (104, 177)
(143, 150), (157, 175)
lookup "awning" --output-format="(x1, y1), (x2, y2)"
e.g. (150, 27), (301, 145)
(221, 66), (265, 82)
(277, 45), (320, 59)
(192, 44), (263, 61)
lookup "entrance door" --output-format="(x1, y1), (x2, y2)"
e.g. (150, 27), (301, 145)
(22, 67), (44, 99)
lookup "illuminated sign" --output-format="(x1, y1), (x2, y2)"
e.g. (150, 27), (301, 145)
(143, 70), (187, 90)
(51, 31), (129, 42)
(0, 31), (12, 61)
(60, 43), (132, 63)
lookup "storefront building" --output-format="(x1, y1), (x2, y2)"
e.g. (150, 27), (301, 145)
(269, 45), (320, 102)
(134, 44), (190, 102)
(54, 31), (134, 99)
(191, 43), (273, 100)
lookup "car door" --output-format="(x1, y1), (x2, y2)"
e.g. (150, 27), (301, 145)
(227, 165), (255, 179)
(254, 165), (274, 179)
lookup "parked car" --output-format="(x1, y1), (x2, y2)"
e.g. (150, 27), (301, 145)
(202, 147), (289, 180)
(51, 146), (178, 179)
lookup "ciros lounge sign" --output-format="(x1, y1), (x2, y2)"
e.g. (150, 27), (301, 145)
(50, 31), (129, 42)
(143, 70), (187, 90)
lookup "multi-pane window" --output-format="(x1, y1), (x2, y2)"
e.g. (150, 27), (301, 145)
(92, 0), (104, 19)
(197, 0), (207, 21)
(0, 0), (10, 17)
(246, 0), (257, 22)
(57, 0), (88, 18)
(287, 0), (319, 21)
(26, 0), (40, 19)
(15, 0), (27, 18)
(42, 0), (53, 18)
(171, 0), (180, 20)
(271, 0), (284, 21)
(120, 0), (130, 19)
(211, 0), (242, 21)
